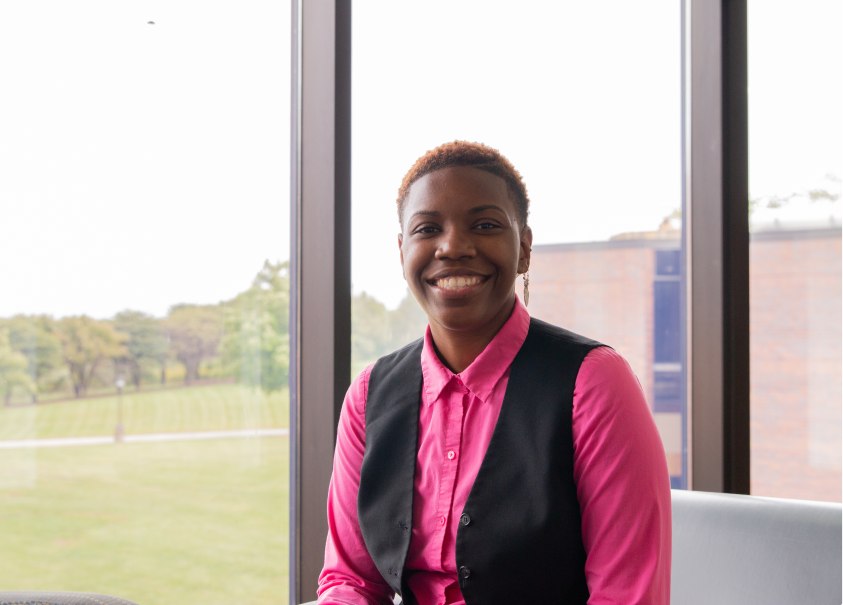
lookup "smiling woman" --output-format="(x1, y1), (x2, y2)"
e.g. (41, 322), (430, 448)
(319, 141), (672, 605)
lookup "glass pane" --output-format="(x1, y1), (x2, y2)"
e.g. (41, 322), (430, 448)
(748, 0), (842, 502)
(0, 2), (291, 602)
(351, 2), (687, 486)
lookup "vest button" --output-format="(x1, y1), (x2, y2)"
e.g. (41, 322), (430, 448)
(460, 513), (471, 526)
(459, 566), (471, 579)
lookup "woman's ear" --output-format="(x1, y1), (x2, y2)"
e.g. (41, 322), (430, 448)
(518, 225), (533, 274)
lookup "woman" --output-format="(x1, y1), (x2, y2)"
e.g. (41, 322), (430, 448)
(318, 142), (671, 605)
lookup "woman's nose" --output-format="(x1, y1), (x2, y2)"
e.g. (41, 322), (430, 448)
(435, 227), (475, 260)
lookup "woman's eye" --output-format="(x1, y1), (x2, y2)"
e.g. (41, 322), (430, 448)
(475, 222), (499, 230)
(413, 225), (438, 235)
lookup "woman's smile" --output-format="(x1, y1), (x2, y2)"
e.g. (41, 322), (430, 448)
(434, 275), (483, 289)
(428, 270), (489, 295)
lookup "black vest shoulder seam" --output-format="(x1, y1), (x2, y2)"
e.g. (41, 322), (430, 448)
(527, 316), (606, 349)
(373, 336), (424, 366)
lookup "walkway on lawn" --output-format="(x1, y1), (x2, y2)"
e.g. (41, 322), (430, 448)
(0, 427), (289, 449)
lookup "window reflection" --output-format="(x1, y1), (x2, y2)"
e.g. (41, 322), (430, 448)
(748, 0), (842, 502)
(0, 1), (292, 602)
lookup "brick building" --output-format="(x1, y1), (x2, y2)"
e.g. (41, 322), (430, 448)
(528, 226), (841, 502)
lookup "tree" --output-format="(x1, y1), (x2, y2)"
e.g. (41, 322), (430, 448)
(749, 173), (841, 214)
(387, 290), (428, 352)
(0, 315), (65, 402)
(352, 292), (390, 364)
(221, 261), (290, 392)
(350, 289), (428, 368)
(0, 328), (35, 406)
(168, 304), (223, 385)
(114, 311), (168, 389)
(56, 316), (127, 398)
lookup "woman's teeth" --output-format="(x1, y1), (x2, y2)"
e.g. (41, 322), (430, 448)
(435, 276), (482, 290)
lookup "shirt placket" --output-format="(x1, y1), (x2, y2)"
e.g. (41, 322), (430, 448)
(434, 378), (468, 572)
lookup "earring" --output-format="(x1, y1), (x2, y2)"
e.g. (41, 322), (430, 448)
(523, 272), (530, 307)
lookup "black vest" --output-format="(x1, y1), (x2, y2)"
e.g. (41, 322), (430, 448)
(358, 318), (603, 605)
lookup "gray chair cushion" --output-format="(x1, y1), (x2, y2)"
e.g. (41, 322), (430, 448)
(671, 490), (842, 605)
(0, 592), (139, 605)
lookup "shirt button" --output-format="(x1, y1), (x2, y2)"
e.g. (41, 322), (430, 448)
(447, 450), (455, 460)
(459, 566), (471, 579)
(460, 513), (471, 526)
(439, 516), (446, 526)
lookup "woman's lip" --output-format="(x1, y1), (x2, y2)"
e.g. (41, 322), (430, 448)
(427, 269), (488, 281)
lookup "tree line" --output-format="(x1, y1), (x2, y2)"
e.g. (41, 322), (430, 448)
(0, 261), (289, 405)
(0, 261), (428, 405)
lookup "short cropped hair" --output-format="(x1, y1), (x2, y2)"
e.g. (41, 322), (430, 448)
(397, 141), (530, 227)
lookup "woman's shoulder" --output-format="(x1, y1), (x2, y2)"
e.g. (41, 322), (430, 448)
(527, 317), (605, 349)
(364, 338), (426, 391)
(346, 337), (425, 415)
(372, 337), (426, 368)
(345, 363), (376, 418)
(575, 345), (646, 409)
(580, 345), (633, 377)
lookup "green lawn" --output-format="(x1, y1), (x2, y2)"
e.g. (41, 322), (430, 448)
(0, 385), (292, 604)
(0, 384), (289, 440)
(0, 437), (289, 605)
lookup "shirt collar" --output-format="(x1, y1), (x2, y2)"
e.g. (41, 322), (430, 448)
(420, 295), (531, 405)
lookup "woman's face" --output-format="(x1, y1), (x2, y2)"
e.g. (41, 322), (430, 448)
(399, 166), (532, 334)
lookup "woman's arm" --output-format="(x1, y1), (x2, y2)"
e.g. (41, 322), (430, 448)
(317, 366), (396, 605)
(572, 347), (672, 605)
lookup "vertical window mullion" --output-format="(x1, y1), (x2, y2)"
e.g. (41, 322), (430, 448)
(685, 0), (749, 494)
(289, 0), (352, 602)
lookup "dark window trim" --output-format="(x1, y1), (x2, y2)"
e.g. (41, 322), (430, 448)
(289, 1), (352, 602)
(685, 0), (749, 493)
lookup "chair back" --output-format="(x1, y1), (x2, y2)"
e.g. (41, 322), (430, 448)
(671, 489), (842, 605)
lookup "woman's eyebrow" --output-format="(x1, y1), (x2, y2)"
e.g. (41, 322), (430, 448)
(411, 210), (440, 218)
(468, 204), (505, 214)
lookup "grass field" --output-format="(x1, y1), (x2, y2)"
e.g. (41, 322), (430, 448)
(0, 438), (289, 605)
(0, 385), (291, 604)
(0, 384), (289, 440)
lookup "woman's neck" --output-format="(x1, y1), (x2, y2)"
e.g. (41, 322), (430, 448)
(428, 298), (516, 374)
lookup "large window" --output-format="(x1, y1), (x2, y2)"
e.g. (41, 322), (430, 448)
(350, 2), (688, 486)
(0, 2), (292, 602)
(747, 0), (842, 502)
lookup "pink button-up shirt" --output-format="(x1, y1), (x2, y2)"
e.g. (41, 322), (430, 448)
(318, 298), (671, 605)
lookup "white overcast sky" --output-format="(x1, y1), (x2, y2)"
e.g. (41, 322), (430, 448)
(0, 1), (840, 317)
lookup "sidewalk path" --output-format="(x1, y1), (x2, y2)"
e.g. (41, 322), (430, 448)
(0, 428), (289, 449)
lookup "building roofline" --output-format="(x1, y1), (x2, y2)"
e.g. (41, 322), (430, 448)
(532, 227), (841, 253)
(533, 238), (681, 253)
(749, 226), (842, 242)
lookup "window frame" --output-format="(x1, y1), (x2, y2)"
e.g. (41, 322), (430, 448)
(288, 0), (750, 601)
